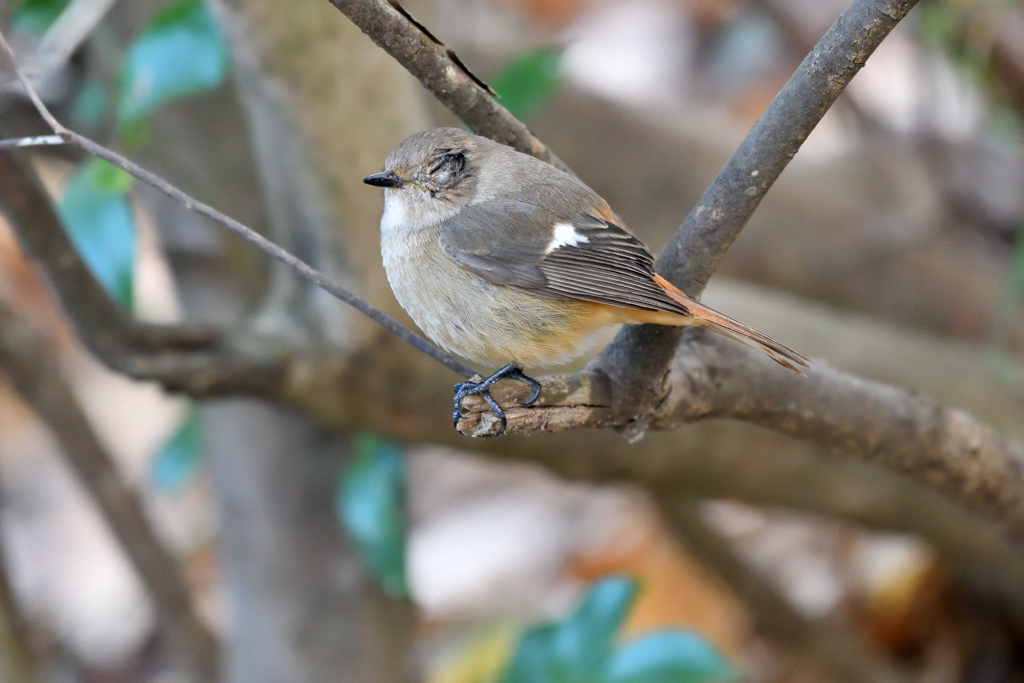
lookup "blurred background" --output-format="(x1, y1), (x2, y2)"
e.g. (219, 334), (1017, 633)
(1, 0), (1024, 680)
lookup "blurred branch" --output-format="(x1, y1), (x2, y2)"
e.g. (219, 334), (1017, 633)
(34, 0), (119, 74)
(323, 0), (571, 174)
(659, 498), (906, 683)
(0, 149), (294, 397)
(0, 542), (32, 683)
(0, 303), (219, 682)
(991, 7), (1024, 118)
(0, 0), (119, 95)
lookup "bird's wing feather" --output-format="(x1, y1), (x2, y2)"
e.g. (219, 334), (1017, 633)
(439, 197), (690, 315)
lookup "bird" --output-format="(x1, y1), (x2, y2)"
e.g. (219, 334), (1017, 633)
(364, 128), (809, 434)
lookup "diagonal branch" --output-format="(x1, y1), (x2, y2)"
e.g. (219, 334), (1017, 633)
(325, 0), (571, 174)
(0, 303), (219, 682)
(595, 0), (921, 426)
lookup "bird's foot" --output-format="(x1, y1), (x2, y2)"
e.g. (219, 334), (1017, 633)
(453, 364), (542, 435)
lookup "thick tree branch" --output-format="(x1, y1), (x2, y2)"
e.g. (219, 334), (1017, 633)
(660, 498), (907, 683)
(0, 303), (219, 682)
(456, 333), (1024, 545)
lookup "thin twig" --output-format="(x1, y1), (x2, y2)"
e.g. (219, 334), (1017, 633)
(0, 303), (219, 682)
(0, 135), (64, 149)
(0, 28), (475, 379)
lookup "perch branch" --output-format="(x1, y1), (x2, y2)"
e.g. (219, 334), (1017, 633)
(0, 303), (219, 682)
(455, 333), (1024, 545)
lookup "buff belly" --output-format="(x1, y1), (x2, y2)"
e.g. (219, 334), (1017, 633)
(381, 225), (619, 368)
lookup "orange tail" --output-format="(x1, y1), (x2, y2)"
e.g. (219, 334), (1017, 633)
(653, 275), (810, 374)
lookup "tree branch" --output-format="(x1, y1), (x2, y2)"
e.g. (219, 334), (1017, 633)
(456, 332), (1024, 544)
(324, 0), (571, 174)
(660, 498), (907, 683)
(0, 303), (220, 682)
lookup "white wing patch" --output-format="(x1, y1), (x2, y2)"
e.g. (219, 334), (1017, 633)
(545, 222), (589, 254)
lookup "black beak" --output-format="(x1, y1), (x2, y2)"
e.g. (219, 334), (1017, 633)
(363, 171), (403, 188)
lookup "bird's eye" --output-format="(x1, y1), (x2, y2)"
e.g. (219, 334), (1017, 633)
(428, 151), (466, 184)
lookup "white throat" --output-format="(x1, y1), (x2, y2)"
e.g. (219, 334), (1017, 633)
(380, 187), (461, 235)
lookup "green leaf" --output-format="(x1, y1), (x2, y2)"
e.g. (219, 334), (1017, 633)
(58, 158), (136, 309)
(606, 631), (739, 683)
(499, 576), (640, 683)
(11, 0), (71, 36)
(499, 624), (560, 683)
(117, 0), (230, 129)
(553, 576), (639, 682)
(490, 47), (562, 122)
(151, 408), (204, 493)
(336, 434), (408, 598)
(71, 80), (109, 132)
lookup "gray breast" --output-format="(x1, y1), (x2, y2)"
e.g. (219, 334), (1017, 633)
(380, 224), (589, 367)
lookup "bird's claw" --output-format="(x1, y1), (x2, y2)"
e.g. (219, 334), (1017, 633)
(453, 363), (542, 436)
